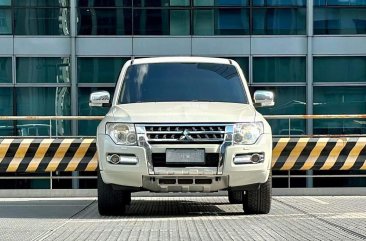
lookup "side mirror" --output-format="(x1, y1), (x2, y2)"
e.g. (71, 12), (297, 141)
(89, 91), (111, 107)
(253, 90), (274, 107)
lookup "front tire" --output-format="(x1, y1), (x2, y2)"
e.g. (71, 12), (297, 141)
(98, 171), (131, 216)
(228, 191), (243, 204)
(243, 173), (272, 214)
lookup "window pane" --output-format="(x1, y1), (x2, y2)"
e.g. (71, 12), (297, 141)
(0, 88), (14, 136)
(314, 57), (366, 83)
(253, 57), (306, 83)
(14, 8), (70, 35)
(0, 9), (12, 34)
(134, 9), (189, 35)
(314, 87), (366, 134)
(0, 0), (11, 6)
(16, 87), (71, 136)
(194, 9), (249, 35)
(253, 8), (306, 35)
(77, 0), (132, 7)
(251, 86), (306, 136)
(253, 0), (306, 6)
(194, 0), (248, 6)
(134, 0), (190, 6)
(78, 87), (114, 136)
(216, 9), (249, 35)
(171, 0), (191, 6)
(170, 10), (190, 35)
(78, 57), (128, 83)
(193, 10), (214, 35)
(0, 57), (11, 83)
(17, 58), (70, 84)
(314, 8), (366, 34)
(78, 8), (132, 35)
(314, 0), (366, 5)
(13, 0), (69, 7)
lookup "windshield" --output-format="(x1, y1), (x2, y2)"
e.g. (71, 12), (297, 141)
(119, 62), (248, 104)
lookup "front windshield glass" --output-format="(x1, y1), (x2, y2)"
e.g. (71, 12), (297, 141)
(119, 62), (248, 104)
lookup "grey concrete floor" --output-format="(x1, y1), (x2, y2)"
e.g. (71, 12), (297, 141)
(0, 196), (365, 241)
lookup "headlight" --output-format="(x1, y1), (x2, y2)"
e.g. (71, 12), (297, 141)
(106, 123), (137, 145)
(233, 122), (263, 145)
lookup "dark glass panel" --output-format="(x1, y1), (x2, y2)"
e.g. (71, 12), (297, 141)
(253, 0), (306, 6)
(253, 57), (306, 83)
(0, 9), (12, 34)
(77, 0), (132, 7)
(314, 57), (366, 83)
(16, 58), (70, 84)
(78, 57), (128, 83)
(16, 87), (71, 136)
(314, 8), (366, 34)
(14, 8), (70, 35)
(253, 8), (306, 34)
(78, 8), (132, 35)
(0, 88), (14, 136)
(0, 57), (11, 83)
(13, 0), (69, 7)
(193, 9), (249, 35)
(314, 87), (366, 135)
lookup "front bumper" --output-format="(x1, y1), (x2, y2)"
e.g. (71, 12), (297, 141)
(98, 133), (272, 192)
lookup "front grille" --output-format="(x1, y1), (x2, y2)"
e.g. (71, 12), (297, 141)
(152, 153), (219, 167)
(144, 125), (226, 144)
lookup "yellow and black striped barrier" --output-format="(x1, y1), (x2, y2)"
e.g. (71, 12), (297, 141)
(0, 137), (366, 172)
(0, 138), (97, 173)
(272, 137), (366, 171)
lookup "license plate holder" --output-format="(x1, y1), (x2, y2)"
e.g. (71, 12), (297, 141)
(166, 149), (205, 164)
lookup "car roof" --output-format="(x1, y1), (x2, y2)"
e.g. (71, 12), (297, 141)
(130, 56), (232, 65)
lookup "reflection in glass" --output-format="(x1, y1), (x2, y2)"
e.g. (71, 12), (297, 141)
(78, 87), (114, 136)
(77, 0), (131, 7)
(13, 0), (70, 7)
(14, 8), (70, 35)
(314, 87), (366, 134)
(0, 88), (13, 136)
(78, 8), (132, 35)
(78, 57), (128, 83)
(251, 86), (306, 136)
(0, 9), (11, 34)
(194, 9), (249, 35)
(314, 8), (366, 34)
(133, 9), (190, 35)
(16, 87), (71, 136)
(314, 0), (366, 5)
(16, 58), (70, 84)
(0, 57), (11, 83)
(194, 0), (248, 6)
(253, 8), (306, 34)
(253, 57), (306, 83)
(253, 0), (306, 6)
(314, 57), (366, 82)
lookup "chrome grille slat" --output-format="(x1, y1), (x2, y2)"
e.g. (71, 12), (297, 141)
(143, 124), (227, 144)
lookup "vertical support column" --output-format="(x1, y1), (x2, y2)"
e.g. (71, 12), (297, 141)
(306, 0), (314, 188)
(70, 0), (79, 189)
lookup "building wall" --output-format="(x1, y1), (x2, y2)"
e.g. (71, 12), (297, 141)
(0, 0), (366, 188)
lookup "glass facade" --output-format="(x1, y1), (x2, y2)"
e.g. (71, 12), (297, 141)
(314, 0), (366, 34)
(0, 1), (365, 189)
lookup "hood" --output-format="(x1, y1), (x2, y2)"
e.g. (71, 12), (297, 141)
(107, 102), (256, 123)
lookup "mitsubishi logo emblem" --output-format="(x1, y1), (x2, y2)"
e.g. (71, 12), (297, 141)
(179, 129), (194, 141)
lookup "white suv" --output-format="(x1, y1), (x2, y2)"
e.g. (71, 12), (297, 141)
(90, 57), (274, 216)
